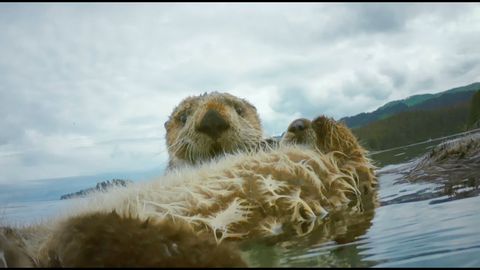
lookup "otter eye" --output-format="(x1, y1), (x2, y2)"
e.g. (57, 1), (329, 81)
(179, 113), (188, 124)
(234, 105), (244, 116)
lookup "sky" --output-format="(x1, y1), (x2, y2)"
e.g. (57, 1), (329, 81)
(1, 3), (480, 183)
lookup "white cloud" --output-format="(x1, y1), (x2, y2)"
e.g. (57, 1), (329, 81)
(1, 3), (480, 182)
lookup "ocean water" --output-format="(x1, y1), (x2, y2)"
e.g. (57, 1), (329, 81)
(0, 168), (164, 226)
(1, 132), (479, 267)
(241, 160), (480, 267)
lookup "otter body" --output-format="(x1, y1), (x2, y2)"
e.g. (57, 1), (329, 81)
(1, 93), (377, 267)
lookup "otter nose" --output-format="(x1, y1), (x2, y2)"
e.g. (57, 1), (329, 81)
(288, 119), (308, 133)
(197, 109), (230, 139)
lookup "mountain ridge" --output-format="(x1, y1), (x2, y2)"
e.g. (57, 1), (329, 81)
(341, 82), (480, 128)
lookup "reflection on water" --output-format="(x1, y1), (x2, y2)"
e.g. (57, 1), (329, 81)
(242, 208), (377, 267)
(1, 130), (479, 267)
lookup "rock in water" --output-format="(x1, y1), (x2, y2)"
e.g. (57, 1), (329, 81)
(60, 179), (133, 200)
(403, 132), (480, 203)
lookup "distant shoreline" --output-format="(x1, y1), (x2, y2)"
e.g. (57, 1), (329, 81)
(370, 127), (480, 156)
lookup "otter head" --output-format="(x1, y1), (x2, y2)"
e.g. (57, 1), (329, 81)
(281, 116), (364, 158)
(280, 118), (317, 149)
(165, 92), (263, 169)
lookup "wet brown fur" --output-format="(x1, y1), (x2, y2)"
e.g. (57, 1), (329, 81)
(37, 212), (246, 267)
(282, 116), (378, 207)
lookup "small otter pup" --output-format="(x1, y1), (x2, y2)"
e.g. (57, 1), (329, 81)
(282, 116), (370, 161)
(164, 92), (264, 170)
(282, 116), (378, 205)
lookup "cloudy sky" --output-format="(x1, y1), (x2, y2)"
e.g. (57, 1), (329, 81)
(1, 3), (480, 183)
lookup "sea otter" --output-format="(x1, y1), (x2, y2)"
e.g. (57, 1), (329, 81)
(0, 93), (378, 267)
(33, 115), (376, 267)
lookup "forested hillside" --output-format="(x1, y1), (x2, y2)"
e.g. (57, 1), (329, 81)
(352, 102), (472, 151)
(468, 90), (480, 128)
(341, 82), (480, 129)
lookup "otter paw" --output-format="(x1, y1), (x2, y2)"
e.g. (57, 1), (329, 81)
(311, 115), (359, 155)
(311, 115), (333, 137)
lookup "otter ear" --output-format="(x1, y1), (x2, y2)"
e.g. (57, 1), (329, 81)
(164, 120), (170, 129)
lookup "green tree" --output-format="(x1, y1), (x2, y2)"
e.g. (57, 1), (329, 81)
(468, 90), (480, 128)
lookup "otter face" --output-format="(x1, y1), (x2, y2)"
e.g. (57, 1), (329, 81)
(165, 92), (263, 168)
(280, 118), (317, 149)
